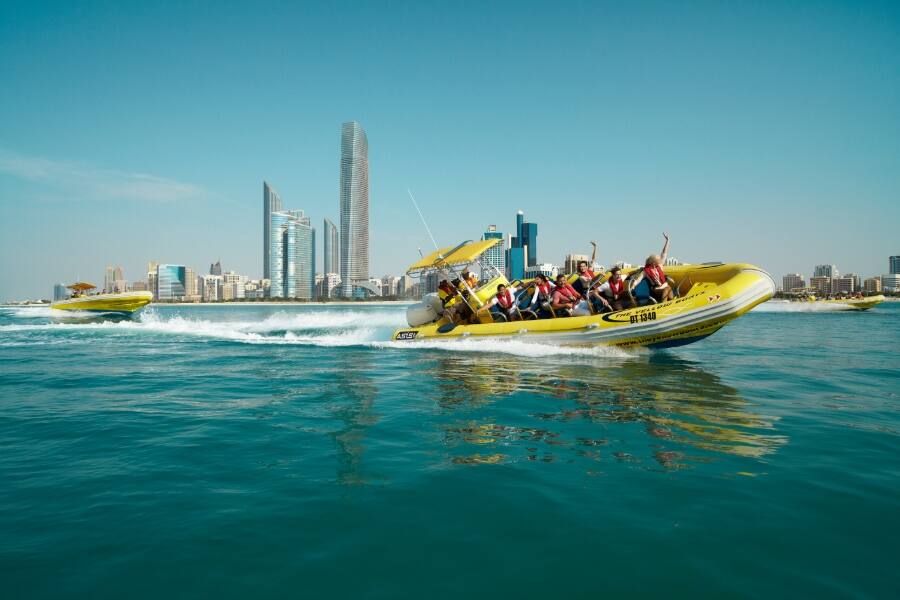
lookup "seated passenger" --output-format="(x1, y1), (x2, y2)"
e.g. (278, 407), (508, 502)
(631, 232), (674, 303)
(551, 274), (582, 316)
(459, 270), (478, 291)
(437, 279), (458, 306)
(595, 266), (634, 312)
(573, 260), (597, 296)
(481, 283), (520, 322)
(524, 274), (556, 318)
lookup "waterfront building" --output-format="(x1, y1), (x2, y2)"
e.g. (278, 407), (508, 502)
(318, 273), (341, 298)
(147, 261), (159, 300)
(525, 263), (559, 279)
(882, 273), (900, 292)
(200, 274), (222, 301)
(263, 181), (283, 280)
(222, 271), (247, 301)
(664, 257), (681, 267)
(614, 261), (634, 271)
(832, 276), (855, 295)
(104, 265), (114, 293)
(156, 264), (187, 301)
(324, 218), (339, 276)
(269, 210), (316, 299)
(339, 121), (369, 298)
(381, 275), (402, 297)
(481, 225), (506, 279)
(53, 283), (67, 302)
(508, 210), (538, 278)
(863, 277), (881, 294)
(809, 276), (832, 296)
(184, 267), (199, 300)
(131, 281), (148, 292)
(782, 274), (805, 292)
(813, 264), (838, 278)
(890, 256), (900, 275)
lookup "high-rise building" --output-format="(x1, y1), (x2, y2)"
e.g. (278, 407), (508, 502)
(103, 265), (114, 293)
(323, 218), (339, 275)
(380, 275), (402, 297)
(890, 256), (900, 275)
(832, 276), (855, 294)
(147, 261), (159, 300)
(509, 210), (538, 277)
(156, 264), (187, 301)
(184, 267), (199, 300)
(481, 225), (506, 279)
(782, 273), (804, 292)
(269, 209), (316, 299)
(339, 121), (369, 298)
(200, 274), (222, 301)
(263, 181), (283, 280)
(210, 261), (222, 276)
(813, 264), (838, 278)
(53, 283), (67, 301)
(864, 277), (882, 294)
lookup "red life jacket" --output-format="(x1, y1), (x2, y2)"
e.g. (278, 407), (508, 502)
(557, 283), (580, 302)
(497, 288), (514, 309)
(644, 265), (667, 286)
(580, 268), (595, 280)
(607, 277), (625, 298)
(536, 281), (553, 297)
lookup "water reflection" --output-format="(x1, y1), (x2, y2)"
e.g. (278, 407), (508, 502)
(327, 350), (378, 485)
(430, 351), (786, 470)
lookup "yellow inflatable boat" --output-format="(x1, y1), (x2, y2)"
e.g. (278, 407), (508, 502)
(51, 282), (153, 314)
(392, 240), (775, 349)
(795, 295), (885, 311)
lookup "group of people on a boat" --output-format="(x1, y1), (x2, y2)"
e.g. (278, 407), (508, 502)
(440, 233), (675, 324)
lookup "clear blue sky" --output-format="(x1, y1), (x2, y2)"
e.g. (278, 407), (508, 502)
(1, 0), (898, 299)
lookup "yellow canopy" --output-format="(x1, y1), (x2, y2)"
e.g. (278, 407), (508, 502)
(67, 282), (97, 291)
(407, 239), (501, 275)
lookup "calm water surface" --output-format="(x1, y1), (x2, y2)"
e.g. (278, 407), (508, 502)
(1, 302), (898, 598)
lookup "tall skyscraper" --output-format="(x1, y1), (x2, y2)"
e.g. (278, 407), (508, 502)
(481, 225), (506, 278)
(263, 181), (283, 280)
(339, 121), (369, 298)
(269, 209), (316, 299)
(508, 209), (538, 278)
(210, 260), (222, 276)
(53, 283), (67, 302)
(324, 218), (339, 275)
(890, 256), (900, 275)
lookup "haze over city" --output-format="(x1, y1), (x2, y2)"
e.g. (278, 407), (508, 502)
(2, 1), (899, 300)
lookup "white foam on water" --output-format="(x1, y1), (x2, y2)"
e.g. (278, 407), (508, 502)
(0, 306), (637, 358)
(752, 300), (855, 313)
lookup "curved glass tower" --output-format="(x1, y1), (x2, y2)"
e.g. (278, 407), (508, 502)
(263, 181), (283, 280)
(323, 217), (339, 275)
(339, 122), (369, 298)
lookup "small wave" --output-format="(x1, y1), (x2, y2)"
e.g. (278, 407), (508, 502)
(752, 301), (856, 313)
(373, 337), (635, 359)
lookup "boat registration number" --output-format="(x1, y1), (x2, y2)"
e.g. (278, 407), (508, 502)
(630, 311), (657, 324)
(396, 331), (418, 340)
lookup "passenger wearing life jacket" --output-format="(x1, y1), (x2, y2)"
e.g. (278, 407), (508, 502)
(482, 283), (521, 322)
(631, 232), (674, 302)
(551, 274), (582, 316)
(572, 240), (599, 296)
(596, 266), (633, 312)
(437, 279), (458, 306)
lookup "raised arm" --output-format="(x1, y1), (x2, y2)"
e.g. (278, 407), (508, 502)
(659, 232), (670, 265)
(589, 241), (598, 265)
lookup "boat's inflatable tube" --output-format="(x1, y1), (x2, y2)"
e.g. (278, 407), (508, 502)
(407, 293), (444, 327)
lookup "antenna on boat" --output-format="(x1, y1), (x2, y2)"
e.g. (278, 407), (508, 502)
(408, 189), (440, 253)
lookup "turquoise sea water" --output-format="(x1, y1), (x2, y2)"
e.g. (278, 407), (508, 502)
(1, 301), (897, 598)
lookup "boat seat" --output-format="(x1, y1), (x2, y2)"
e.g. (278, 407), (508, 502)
(631, 279), (657, 306)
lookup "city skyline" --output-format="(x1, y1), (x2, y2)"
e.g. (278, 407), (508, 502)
(2, 2), (900, 300)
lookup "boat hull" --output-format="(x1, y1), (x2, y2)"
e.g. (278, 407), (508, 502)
(50, 291), (153, 314)
(818, 295), (885, 311)
(391, 263), (775, 348)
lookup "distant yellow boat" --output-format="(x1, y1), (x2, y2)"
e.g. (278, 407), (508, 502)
(50, 282), (153, 314)
(796, 294), (885, 311)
